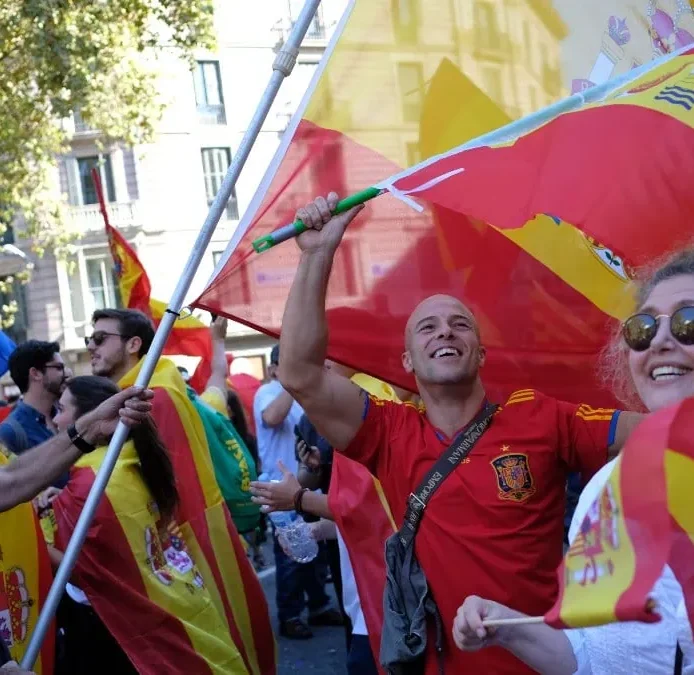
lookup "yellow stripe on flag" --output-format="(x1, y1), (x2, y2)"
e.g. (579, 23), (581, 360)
(665, 449), (694, 544)
(206, 505), (261, 675)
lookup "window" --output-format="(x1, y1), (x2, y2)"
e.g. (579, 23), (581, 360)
(289, 1), (326, 39)
(475, 2), (501, 51)
(392, 0), (419, 44)
(77, 155), (115, 205)
(482, 66), (503, 104)
(212, 250), (225, 267)
(85, 255), (119, 311)
(67, 250), (121, 333)
(397, 62), (425, 123)
(406, 142), (421, 167)
(201, 148), (239, 220)
(193, 61), (226, 124)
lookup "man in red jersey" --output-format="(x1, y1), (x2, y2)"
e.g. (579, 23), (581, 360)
(276, 192), (642, 675)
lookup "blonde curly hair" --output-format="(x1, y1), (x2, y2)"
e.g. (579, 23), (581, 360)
(598, 248), (694, 409)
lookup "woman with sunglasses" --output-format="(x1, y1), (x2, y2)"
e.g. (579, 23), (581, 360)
(451, 249), (694, 674)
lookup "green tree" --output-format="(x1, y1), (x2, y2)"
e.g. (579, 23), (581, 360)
(0, 0), (215, 326)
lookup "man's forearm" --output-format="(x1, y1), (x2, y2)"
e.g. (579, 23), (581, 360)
(207, 329), (229, 392)
(262, 390), (294, 427)
(301, 491), (333, 520)
(279, 250), (333, 391)
(0, 425), (89, 511)
(497, 620), (577, 675)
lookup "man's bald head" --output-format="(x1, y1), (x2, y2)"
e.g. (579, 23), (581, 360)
(402, 294), (484, 389)
(405, 295), (479, 349)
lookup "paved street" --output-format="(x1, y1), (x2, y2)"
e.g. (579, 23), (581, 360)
(255, 542), (348, 674)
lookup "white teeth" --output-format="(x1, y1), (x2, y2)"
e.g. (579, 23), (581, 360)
(433, 347), (460, 358)
(650, 366), (691, 381)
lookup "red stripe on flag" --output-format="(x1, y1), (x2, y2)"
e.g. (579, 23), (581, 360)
(54, 467), (210, 675)
(32, 511), (55, 674)
(196, 120), (619, 406)
(150, 390), (249, 667)
(393, 104), (694, 268)
(329, 455), (393, 671)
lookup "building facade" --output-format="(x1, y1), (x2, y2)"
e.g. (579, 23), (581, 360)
(13, 0), (347, 380)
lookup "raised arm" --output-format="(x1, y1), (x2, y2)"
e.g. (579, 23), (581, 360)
(206, 316), (230, 393)
(0, 387), (153, 511)
(278, 193), (366, 450)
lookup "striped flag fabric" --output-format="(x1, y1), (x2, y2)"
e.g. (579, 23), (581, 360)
(119, 357), (276, 675)
(0, 452), (54, 674)
(545, 397), (694, 629)
(192, 0), (694, 406)
(52, 441), (249, 674)
(384, 48), (694, 271)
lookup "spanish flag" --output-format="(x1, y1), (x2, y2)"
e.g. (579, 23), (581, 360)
(0, 452), (54, 674)
(103, 195), (212, 393)
(52, 441), (249, 673)
(329, 374), (399, 669)
(119, 358), (275, 675)
(546, 397), (694, 629)
(192, 0), (691, 406)
(388, 49), (694, 271)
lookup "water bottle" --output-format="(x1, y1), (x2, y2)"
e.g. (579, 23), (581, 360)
(268, 510), (318, 563)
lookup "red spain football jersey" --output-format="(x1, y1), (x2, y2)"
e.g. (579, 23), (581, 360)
(343, 388), (617, 675)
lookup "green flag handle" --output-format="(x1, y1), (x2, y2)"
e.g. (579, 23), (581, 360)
(252, 186), (383, 253)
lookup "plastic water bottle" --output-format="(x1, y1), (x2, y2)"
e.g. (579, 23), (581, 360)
(268, 510), (318, 563)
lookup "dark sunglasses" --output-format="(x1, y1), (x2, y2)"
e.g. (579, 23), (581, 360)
(622, 306), (694, 352)
(44, 363), (65, 372)
(84, 331), (128, 348)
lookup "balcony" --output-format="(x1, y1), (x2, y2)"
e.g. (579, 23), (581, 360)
(67, 201), (140, 233)
(470, 32), (514, 63)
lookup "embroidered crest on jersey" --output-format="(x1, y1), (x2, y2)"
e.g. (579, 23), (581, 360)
(491, 453), (536, 502)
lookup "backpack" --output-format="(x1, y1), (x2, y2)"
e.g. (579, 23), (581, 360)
(186, 387), (260, 534)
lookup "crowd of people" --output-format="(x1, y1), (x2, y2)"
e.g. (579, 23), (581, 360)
(0, 190), (692, 674)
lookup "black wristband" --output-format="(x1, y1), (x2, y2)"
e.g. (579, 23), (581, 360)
(293, 487), (309, 515)
(67, 423), (96, 454)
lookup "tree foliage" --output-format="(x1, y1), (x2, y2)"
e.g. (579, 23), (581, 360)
(0, 0), (215, 325)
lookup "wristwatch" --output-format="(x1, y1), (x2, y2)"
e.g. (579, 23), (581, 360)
(67, 423), (97, 454)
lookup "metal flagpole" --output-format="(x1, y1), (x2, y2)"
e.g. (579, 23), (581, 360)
(21, 0), (323, 667)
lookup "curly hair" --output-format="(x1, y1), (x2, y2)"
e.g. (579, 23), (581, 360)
(598, 248), (694, 409)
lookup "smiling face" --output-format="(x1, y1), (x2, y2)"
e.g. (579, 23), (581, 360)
(628, 274), (694, 412)
(402, 294), (485, 388)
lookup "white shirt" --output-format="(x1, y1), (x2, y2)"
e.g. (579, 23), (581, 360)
(337, 528), (367, 636)
(565, 459), (694, 674)
(253, 379), (304, 481)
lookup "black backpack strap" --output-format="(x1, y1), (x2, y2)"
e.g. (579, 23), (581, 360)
(398, 401), (498, 549)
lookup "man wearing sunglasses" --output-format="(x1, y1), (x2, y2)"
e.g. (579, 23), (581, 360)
(0, 341), (69, 486)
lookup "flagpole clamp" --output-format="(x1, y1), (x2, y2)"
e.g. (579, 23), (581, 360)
(273, 46), (299, 77)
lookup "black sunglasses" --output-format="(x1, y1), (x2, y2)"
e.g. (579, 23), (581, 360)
(84, 331), (128, 348)
(622, 306), (694, 352)
(44, 363), (65, 372)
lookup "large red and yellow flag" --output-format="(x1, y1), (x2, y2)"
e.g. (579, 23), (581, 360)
(0, 452), (54, 674)
(545, 397), (694, 629)
(52, 441), (249, 674)
(194, 0), (694, 405)
(387, 49), (694, 271)
(119, 357), (276, 675)
(97, 169), (213, 392)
